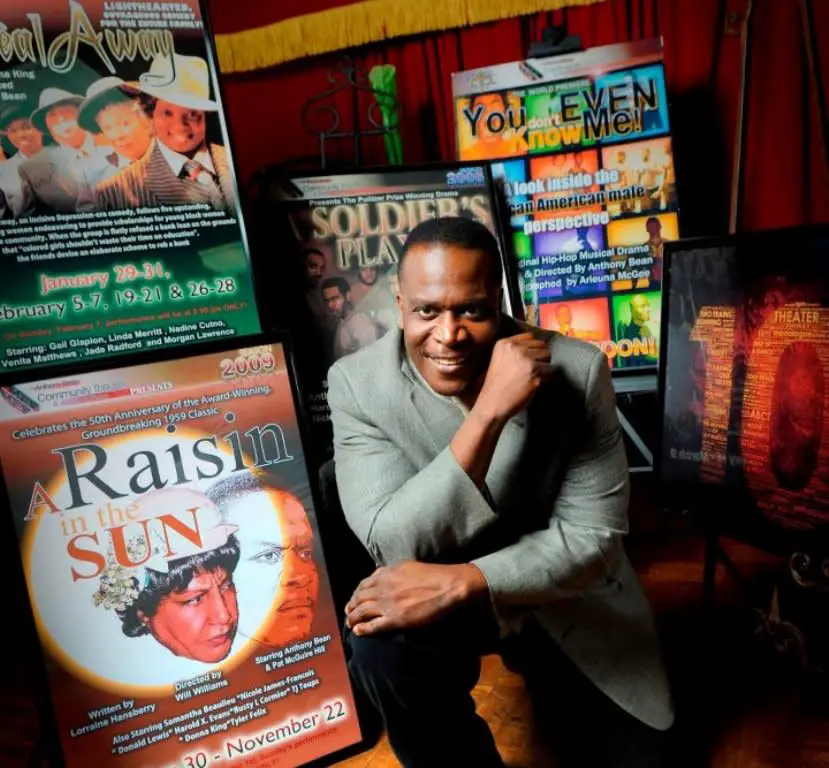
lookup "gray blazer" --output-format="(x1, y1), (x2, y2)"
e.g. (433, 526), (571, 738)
(327, 320), (674, 731)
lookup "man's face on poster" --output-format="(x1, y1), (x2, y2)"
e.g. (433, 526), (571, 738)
(359, 266), (378, 286)
(323, 286), (347, 318)
(472, 93), (507, 142)
(305, 252), (325, 284)
(616, 151), (626, 166)
(97, 100), (153, 161)
(6, 118), (43, 156)
(269, 495), (320, 647)
(154, 100), (206, 154)
(221, 488), (320, 648)
(646, 218), (662, 238)
(630, 295), (651, 326)
(556, 304), (572, 328)
(46, 105), (86, 149)
(143, 567), (239, 664)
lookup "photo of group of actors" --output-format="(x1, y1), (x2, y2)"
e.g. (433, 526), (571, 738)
(0, 52), (236, 220)
(302, 246), (400, 366)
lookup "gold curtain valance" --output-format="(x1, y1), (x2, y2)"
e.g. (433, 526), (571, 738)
(214, 0), (608, 74)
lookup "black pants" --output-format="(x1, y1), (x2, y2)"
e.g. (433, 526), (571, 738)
(346, 608), (671, 768)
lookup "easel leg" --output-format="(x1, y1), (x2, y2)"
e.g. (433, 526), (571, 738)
(703, 526), (720, 621)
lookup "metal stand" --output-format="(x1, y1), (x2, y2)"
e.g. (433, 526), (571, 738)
(612, 374), (658, 473)
(301, 56), (402, 170)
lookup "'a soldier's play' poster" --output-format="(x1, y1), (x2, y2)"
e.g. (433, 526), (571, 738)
(273, 165), (508, 465)
(0, 0), (261, 371)
(0, 342), (361, 766)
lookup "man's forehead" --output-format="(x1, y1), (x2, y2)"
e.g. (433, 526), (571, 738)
(399, 242), (494, 282)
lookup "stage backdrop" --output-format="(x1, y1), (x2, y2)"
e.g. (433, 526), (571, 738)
(453, 39), (678, 370)
(0, 0), (261, 374)
(0, 340), (362, 767)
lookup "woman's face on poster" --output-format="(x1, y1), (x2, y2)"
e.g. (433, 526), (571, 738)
(97, 100), (153, 161)
(141, 566), (238, 663)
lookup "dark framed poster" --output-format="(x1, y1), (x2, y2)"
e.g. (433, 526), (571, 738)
(658, 224), (829, 555)
(0, 0), (261, 373)
(0, 336), (364, 766)
(271, 163), (517, 464)
(452, 39), (680, 372)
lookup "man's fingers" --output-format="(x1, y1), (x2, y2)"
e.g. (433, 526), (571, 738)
(353, 616), (393, 636)
(534, 363), (556, 380)
(524, 348), (552, 362)
(346, 600), (382, 628)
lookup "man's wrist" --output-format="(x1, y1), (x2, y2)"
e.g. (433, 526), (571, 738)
(450, 563), (490, 605)
(468, 400), (508, 434)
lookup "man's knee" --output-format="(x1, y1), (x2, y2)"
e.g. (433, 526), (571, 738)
(346, 630), (406, 689)
(347, 626), (481, 697)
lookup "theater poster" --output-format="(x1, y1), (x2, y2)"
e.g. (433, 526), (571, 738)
(0, 341), (362, 766)
(452, 39), (679, 369)
(659, 227), (829, 553)
(274, 165), (511, 461)
(0, 0), (261, 372)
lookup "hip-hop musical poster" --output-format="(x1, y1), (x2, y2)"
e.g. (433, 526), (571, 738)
(0, 0), (261, 372)
(0, 342), (361, 766)
(452, 39), (679, 369)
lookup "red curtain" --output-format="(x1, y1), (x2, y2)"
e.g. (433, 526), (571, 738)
(208, 0), (829, 234)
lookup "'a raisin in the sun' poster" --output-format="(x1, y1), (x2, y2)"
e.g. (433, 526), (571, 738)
(0, 342), (361, 766)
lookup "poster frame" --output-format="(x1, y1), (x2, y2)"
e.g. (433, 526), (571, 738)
(449, 39), (679, 381)
(264, 159), (524, 322)
(0, 329), (373, 768)
(655, 223), (829, 557)
(0, 0), (267, 379)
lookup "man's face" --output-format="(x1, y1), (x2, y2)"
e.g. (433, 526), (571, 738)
(153, 100), (206, 154)
(647, 219), (662, 238)
(556, 305), (572, 327)
(97, 100), (153, 161)
(359, 266), (378, 286)
(630, 296), (651, 325)
(472, 94), (506, 142)
(144, 567), (238, 663)
(46, 105), (86, 149)
(305, 253), (324, 284)
(222, 487), (319, 648)
(323, 287), (346, 318)
(398, 244), (501, 398)
(616, 152), (626, 165)
(6, 118), (43, 156)
(268, 495), (320, 647)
